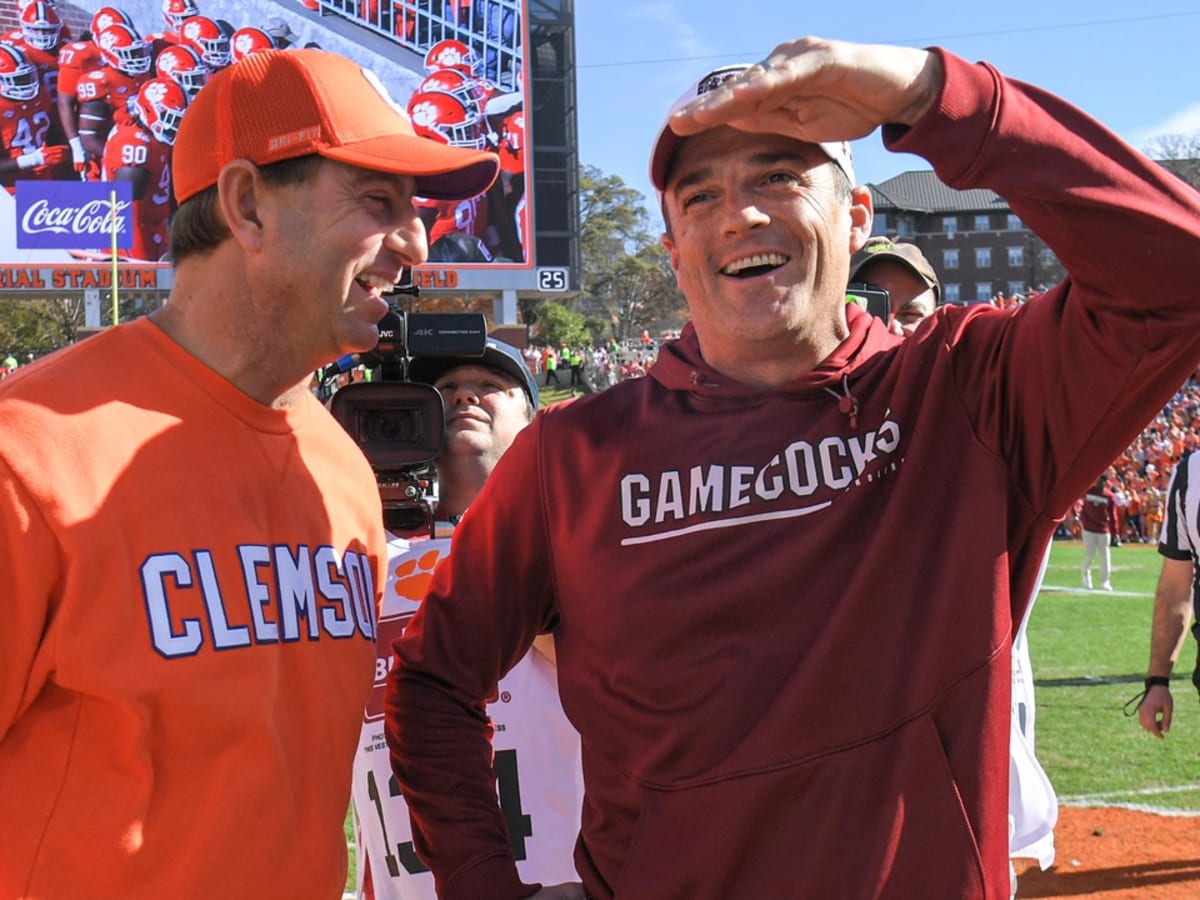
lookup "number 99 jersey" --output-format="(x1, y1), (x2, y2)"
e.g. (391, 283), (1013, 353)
(352, 536), (584, 900)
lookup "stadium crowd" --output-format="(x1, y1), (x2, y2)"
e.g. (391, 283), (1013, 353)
(523, 341), (658, 393)
(1060, 376), (1200, 543)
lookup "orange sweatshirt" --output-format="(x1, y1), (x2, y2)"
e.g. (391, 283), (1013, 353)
(0, 317), (385, 899)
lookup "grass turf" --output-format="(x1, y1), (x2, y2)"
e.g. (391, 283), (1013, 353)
(1029, 540), (1200, 810)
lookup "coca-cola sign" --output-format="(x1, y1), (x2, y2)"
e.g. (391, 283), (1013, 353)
(15, 181), (134, 250)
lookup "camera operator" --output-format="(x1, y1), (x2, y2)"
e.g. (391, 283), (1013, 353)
(351, 338), (584, 900)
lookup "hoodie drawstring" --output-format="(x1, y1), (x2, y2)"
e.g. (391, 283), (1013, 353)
(824, 374), (859, 430)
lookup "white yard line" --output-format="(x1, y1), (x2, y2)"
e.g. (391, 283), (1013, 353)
(1060, 782), (1200, 815)
(1039, 583), (1152, 598)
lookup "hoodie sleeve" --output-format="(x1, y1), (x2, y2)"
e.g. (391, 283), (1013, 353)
(385, 417), (560, 900)
(885, 49), (1200, 521)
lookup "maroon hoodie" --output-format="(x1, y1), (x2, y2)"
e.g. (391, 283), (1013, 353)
(387, 50), (1200, 899)
(1079, 488), (1118, 534)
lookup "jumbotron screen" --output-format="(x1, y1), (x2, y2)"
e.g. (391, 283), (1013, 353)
(0, 0), (578, 294)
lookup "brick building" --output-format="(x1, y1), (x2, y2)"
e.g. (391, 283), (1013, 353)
(866, 170), (1065, 304)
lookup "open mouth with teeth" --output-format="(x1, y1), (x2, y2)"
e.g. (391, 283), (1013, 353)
(355, 273), (394, 296)
(721, 253), (790, 278)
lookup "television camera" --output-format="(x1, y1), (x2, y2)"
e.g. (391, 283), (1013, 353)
(326, 273), (488, 537)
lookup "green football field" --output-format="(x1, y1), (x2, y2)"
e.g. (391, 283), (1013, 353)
(1027, 540), (1200, 810)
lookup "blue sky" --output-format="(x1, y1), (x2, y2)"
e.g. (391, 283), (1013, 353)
(574, 2), (1200, 219)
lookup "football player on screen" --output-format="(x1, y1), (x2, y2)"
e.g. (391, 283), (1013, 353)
(0, 42), (69, 193)
(100, 76), (187, 261)
(76, 22), (152, 174)
(407, 87), (496, 262)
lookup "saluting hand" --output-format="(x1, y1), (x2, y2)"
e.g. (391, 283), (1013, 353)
(668, 37), (944, 147)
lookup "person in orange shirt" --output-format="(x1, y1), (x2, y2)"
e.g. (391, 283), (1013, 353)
(0, 48), (498, 900)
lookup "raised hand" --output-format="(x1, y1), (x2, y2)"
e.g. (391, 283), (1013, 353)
(668, 37), (944, 147)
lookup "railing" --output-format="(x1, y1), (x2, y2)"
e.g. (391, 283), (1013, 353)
(317, 0), (524, 90)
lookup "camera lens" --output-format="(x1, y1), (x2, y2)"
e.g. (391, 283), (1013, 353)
(362, 408), (422, 445)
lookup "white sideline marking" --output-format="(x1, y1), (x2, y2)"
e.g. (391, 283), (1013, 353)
(1039, 583), (1151, 598)
(1058, 802), (1200, 817)
(1061, 782), (1200, 811)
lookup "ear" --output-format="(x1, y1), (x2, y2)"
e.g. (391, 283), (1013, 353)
(847, 185), (874, 254)
(661, 231), (681, 280)
(216, 160), (267, 253)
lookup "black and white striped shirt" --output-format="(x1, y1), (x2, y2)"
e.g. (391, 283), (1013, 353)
(1159, 449), (1200, 614)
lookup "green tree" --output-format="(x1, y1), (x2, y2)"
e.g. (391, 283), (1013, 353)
(577, 165), (686, 342)
(605, 242), (682, 342)
(0, 297), (84, 356)
(533, 300), (589, 349)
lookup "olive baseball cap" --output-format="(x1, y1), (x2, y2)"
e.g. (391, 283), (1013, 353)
(849, 236), (941, 302)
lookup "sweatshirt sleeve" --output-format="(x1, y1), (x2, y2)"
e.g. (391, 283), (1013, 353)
(385, 417), (560, 900)
(0, 455), (59, 744)
(885, 49), (1200, 519)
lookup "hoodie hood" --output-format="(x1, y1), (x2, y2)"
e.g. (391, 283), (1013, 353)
(649, 304), (902, 401)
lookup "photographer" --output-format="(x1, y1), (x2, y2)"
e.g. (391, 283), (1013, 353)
(351, 338), (584, 900)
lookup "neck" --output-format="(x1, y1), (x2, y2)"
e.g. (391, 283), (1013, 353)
(700, 330), (848, 389)
(435, 455), (491, 519)
(691, 306), (851, 390)
(152, 262), (315, 408)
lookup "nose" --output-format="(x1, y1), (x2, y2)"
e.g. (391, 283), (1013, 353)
(720, 191), (769, 235)
(386, 206), (429, 266)
(449, 383), (480, 406)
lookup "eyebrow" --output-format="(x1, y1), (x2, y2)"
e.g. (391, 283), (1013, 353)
(347, 168), (412, 191)
(670, 149), (821, 196)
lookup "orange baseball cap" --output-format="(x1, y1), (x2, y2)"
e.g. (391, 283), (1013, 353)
(172, 48), (499, 205)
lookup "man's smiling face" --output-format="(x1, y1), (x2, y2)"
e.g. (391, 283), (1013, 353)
(661, 126), (870, 373)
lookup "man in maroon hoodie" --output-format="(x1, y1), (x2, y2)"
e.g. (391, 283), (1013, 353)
(386, 37), (1200, 900)
(1079, 472), (1120, 591)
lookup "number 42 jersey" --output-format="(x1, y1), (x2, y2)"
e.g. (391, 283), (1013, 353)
(352, 536), (584, 900)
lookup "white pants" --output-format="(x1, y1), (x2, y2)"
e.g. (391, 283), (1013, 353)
(1080, 530), (1110, 588)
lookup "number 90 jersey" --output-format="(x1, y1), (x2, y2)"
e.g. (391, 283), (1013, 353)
(101, 121), (172, 261)
(352, 536), (584, 900)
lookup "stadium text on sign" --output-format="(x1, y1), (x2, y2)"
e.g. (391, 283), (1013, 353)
(0, 265), (166, 290)
(411, 269), (459, 289)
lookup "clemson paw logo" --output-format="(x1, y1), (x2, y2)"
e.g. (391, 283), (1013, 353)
(392, 548), (444, 602)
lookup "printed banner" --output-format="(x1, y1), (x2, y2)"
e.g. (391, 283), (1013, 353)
(15, 181), (134, 250)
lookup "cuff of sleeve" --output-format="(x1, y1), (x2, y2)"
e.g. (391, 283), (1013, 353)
(882, 48), (1002, 189)
(441, 855), (541, 900)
